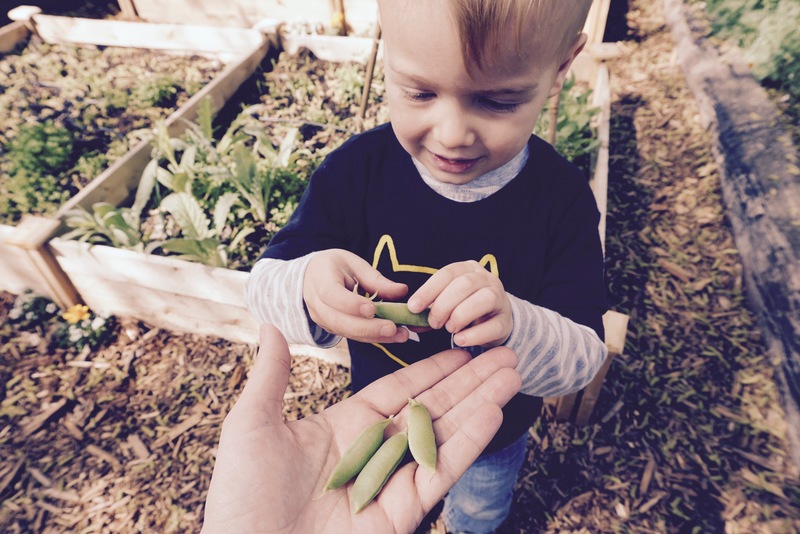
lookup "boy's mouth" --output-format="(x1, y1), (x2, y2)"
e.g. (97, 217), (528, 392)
(431, 153), (481, 174)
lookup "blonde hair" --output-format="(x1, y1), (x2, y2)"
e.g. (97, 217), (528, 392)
(449, 0), (593, 71)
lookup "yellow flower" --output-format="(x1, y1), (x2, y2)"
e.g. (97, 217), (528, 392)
(62, 304), (91, 324)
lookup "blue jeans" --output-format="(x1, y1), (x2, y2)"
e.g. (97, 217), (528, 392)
(442, 432), (528, 533)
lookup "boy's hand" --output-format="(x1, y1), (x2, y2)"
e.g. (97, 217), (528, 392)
(407, 261), (512, 349)
(304, 249), (411, 343)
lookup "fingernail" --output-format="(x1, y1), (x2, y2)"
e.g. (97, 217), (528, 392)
(361, 303), (374, 317)
(407, 297), (420, 312)
(381, 324), (395, 337)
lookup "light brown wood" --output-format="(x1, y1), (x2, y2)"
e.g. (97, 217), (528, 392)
(589, 64), (611, 253)
(0, 225), (54, 297)
(30, 14), (264, 60)
(555, 392), (578, 421)
(116, 0), (138, 19)
(572, 311), (629, 425)
(357, 23), (381, 126)
(0, 20), (29, 53)
(584, 0), (611, 45)
(48, 237), (351, 365)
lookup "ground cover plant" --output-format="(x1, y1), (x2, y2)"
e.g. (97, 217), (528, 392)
(0, 36), (223, 224)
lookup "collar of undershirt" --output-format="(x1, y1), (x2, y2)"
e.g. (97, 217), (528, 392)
(411, 145), (529, 203)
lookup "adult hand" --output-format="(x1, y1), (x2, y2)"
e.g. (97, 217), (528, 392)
(202, 324), (521, 534)
(303, 248), (410, 344)
(408, 260), (513, 349)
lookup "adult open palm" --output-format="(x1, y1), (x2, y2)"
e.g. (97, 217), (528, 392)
(202, 324), (521, 533)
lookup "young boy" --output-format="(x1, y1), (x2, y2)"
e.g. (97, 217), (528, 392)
(246, 1), (607, 531)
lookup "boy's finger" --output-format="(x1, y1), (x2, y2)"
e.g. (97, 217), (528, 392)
(313, 299), (410, 343)
(348, 258), (408, 300)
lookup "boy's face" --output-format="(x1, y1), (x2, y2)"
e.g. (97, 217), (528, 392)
(380, 1), (576, 185)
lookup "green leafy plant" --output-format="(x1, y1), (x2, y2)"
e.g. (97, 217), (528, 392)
(1, 121), (76, 221)
(535, 76), (601, 177)
(63, 99), (304, 270)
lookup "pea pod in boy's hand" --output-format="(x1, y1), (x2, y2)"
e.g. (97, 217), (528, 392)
(374, 301), (430, 327)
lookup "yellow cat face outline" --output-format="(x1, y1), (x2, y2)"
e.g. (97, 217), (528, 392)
(369, 234), (499, 367)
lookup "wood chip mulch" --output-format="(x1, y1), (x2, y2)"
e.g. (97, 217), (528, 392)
(1, 0), (799, 532)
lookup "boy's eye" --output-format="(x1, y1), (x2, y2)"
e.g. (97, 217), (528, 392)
(480, 98), (519, 113)
(403, 90), (435, 102)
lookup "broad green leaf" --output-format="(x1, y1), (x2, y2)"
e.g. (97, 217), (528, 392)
(276, 127), (299, 168)
(197, 96), (216, 140)
(133, 159), (159, 218)
(229, 226), (255, 250)
(213, 192), (239, 234)
(160, 192), (212, 240)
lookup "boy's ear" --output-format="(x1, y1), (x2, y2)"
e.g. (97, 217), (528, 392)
(548, 33), (589, 98)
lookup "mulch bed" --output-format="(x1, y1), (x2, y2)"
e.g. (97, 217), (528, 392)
(1, 0), (799, 532)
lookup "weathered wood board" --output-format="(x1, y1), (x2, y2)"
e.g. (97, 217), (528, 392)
(48, 238), (351, 365)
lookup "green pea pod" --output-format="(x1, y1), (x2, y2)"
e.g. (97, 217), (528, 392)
(323, 416), (393, 492)
(351, 431), (409, 513)
(407, 398), (437, 473)
(374, 302), (430, 327)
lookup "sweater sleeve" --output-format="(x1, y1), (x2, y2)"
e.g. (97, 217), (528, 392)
(505, 293), (608, 398)
(245, 256), (341, 347)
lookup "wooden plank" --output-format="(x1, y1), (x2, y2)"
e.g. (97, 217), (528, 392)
(71, 279), (258, 339)
(30, 14), (264, 59)
(281, 33), (377, 64)
(129, 0), (376, 35)
(130, 0), (331, 28)
(0, 226), (53, 296)
(555, 393), (578, 421)
(50, 238), (352, 364)
(116, 0), (138, 19)
(0, 219), (79, 306)
(589, 64), (611, 253)
(573, 311), (629, 425)
(0, 20), (28, 53)
(49, 239), (251, 307)
(584, 0), (611, 45)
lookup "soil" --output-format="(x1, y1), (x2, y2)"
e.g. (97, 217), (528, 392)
(1, 0), (800, 532)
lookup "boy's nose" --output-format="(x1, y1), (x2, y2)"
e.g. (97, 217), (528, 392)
(432, 107), (476, 150)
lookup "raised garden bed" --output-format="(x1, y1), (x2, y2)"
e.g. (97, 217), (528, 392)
(0, 10), (269, 305)
(46, 33), (617, 378)
(663, 0), (800, 466)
